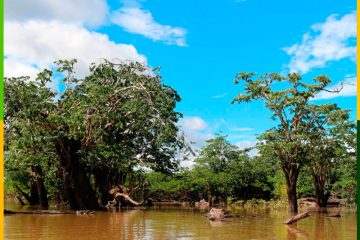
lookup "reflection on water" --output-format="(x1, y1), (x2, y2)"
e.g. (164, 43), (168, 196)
(5, 200), (356, 240)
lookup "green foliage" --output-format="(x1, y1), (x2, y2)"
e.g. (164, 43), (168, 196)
(5, 74), (58, 199)
(332, 156), (357, 201)
(232, 72), (355, 210)
(4, 62), (355, 208)
(297, 168), (315, 197)
(56, 60), (184, 173)
(5, 60), (185, 204)
(268, 169), (287, 200)
(147, 136), (273, 202)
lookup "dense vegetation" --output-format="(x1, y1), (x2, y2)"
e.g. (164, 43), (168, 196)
(5, 60), (356, 212)
(5, 60), (186, 209)
(231, 72), (356, 211)
(145, 134), (356, 207)
(146, 136), (274, 203)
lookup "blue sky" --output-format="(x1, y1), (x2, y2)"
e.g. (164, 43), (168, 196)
(5, 0), (356, 163)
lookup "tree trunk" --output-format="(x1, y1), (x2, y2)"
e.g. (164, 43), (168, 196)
(15, 184), (38, 205)
(32, 166), (49, 208)
(286, 184), (298, 213)
(95, 170), (111, 206)
(16, 196), (26, 205)
(284, 168), (299, 212)
(313, 175), (329, 207)
(55, 138), (99, 210)
(29, 181), (40, 205)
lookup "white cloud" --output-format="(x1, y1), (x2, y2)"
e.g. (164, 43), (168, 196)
(181, 116), (207, 131)
(180, 159), (196, 169)
(179, 116), (259, 167)
(111, 7), (187, 46)
(5, 0), (109, 27)
(179, 116), (213, 151)
(5, 20), (146, 79)
(236, 140), (256, 149)
(4, 57), (39, 78)
(235, 140), (259, 157)
(284, 12), (356, 74)
(178, 116), (213, 169)
(211, 92), (228, 99)
(312, 75), (356, 100)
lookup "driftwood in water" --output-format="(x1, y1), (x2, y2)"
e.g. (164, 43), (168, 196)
(5, 209), (95, 215)
(106, 187), (144, 208)
(195, 199), (209, 208)
(284, 211), (310, 224)
(114, 193), (144, 205)
(207, 208), (232, 221)
(76, 210), (95, 214)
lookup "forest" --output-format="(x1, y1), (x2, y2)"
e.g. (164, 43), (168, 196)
(4, 60), (356, 213)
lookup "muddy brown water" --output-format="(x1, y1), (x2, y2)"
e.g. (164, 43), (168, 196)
(5, 200), (356, 240)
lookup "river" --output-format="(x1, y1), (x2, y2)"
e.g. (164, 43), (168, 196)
(4, 200), (356, 239)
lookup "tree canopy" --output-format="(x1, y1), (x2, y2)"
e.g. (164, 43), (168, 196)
(232, 72), (351, 212)
(5, 60), (185, 209)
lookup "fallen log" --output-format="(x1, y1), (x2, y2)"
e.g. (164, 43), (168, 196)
(4, 209), (95, 215)
(115, 193), (144, 206)
(5, 209), (72, 215)
(284, 211), (310, 224)
(106, 187), (144, 209)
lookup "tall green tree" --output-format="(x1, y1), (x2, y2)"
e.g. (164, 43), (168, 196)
(5, 60), (184, 209)
(307, 106), (356, 207)
(232, 72), (341, 212)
